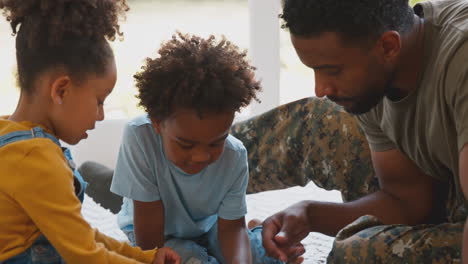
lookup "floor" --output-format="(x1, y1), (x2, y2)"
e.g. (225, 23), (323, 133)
(82, 181), (343, 263)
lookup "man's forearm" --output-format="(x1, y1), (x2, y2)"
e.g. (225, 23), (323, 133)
(307, 189), (420, 237)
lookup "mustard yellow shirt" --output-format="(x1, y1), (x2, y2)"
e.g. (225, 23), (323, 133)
(0, 117), (157, 263)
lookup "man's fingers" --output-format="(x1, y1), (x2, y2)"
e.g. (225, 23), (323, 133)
(262, 232), (288, 261)
(267, 231), (305, 262)
(274, 228), (309, 248)
(274, 231), (289, 245)
(262, 219), (289, 261)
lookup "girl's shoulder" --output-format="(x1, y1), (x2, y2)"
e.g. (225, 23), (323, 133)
(0, 135), (71, 195)
(0, 119), (62, 160)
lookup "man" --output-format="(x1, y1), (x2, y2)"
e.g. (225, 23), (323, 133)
(256, 0), (468, 262)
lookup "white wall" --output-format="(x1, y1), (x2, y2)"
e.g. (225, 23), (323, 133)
(71, 0), (285, 168)
(248, 0), (281, 116)
(67, 119), (128, 169)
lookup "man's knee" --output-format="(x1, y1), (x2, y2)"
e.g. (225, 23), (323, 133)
(327, 216), (463, 264)
(78, 161), (123, 213)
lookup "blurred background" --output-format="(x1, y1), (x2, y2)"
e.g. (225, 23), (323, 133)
(0, 0), (425, 120)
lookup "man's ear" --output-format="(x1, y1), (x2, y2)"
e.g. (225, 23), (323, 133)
(376, 31), (401, 64)
(50, 75), (72, 105)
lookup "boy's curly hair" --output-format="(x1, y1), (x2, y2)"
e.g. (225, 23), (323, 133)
(135, 32), (261, 121)
(0, 0), (129, 93)
(281, 0), (414, 42)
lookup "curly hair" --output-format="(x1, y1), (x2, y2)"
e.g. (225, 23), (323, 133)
(135, 32), (261, 121)
(281, 0), (414, 42)
(0, 0), (129, 93)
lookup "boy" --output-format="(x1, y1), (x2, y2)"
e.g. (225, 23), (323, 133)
(111, 33), (290, 264)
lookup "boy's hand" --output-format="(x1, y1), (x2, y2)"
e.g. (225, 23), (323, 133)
(152, 247), (180, 264)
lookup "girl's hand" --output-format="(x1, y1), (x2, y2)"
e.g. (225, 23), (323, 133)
(152, 247), (180, 264)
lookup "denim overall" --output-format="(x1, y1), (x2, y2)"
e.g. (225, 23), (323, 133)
(0, 127), (87, 264)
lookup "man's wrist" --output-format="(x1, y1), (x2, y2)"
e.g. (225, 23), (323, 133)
(302, 200), (316, 233)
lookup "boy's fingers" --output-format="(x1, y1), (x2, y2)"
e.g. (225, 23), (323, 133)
(287, 244), (306, 262)
(290, 256), (305, 264)
(273, 240), (305, 263)
(280, 245), (305, 264)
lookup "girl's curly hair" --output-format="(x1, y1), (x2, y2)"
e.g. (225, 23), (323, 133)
(0, 0), (129, 92)
(135, 32), (262, 121)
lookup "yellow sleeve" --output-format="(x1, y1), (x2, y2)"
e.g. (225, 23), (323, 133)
(12, 140), (156, 264)
(94, 229), (156, 263)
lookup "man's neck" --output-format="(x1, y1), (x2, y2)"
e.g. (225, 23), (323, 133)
(391, 15), (426, 100)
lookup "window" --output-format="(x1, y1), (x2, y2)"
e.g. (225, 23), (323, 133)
(0, 0), (425, 120)
(0, 0), (252, 119)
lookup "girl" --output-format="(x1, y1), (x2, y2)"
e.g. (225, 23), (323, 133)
(0, 0), (179, 263)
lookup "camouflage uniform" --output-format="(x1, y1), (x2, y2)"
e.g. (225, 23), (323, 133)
(231, 97), (463, 263)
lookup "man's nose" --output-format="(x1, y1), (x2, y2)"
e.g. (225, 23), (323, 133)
(314, 75), (335, 98)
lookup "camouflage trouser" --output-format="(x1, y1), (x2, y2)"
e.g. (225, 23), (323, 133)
(231, 97), (463, 263)
(329, 215), (462, 264)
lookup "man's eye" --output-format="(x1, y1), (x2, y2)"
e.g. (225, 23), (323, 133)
(327, 68), (342, 76)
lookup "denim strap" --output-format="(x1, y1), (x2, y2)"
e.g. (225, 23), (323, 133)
(0, 126), (87, 202)
(0, 127), (59, 148)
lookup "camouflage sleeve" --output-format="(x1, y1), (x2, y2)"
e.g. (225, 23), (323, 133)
(231, 97), (377, 201)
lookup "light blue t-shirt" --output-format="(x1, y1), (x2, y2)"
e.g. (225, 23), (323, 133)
(110, 115), (249, 239)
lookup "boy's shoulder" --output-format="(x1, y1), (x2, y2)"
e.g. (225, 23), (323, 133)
(126, 114), (152, 129)
(123, 115), (155, 137)
(224, 134), (247, 157)
(121, 115), (165, 161)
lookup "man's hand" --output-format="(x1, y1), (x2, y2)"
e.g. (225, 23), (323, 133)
(262, 201), (309, 263)
(152, 247), (180, 264)
(261, 149), (436, 263)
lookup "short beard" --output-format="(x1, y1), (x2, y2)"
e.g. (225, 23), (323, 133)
(342, 94), (383, 115)
(329, 84), (398, 115)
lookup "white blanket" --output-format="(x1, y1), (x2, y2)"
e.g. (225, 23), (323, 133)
(82, 182), (342, 263)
